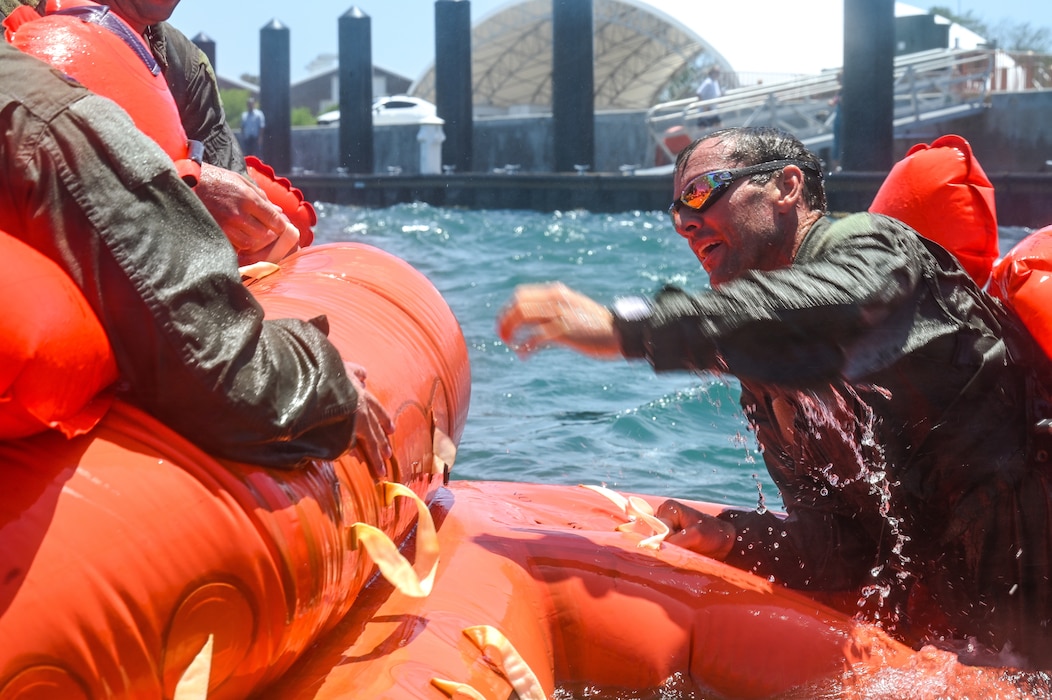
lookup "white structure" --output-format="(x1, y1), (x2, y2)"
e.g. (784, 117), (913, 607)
(416, 117), (446, 175)
(412, 0), (990, 112)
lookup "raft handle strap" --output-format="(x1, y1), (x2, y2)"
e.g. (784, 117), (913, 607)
(347, 482), (439, 598)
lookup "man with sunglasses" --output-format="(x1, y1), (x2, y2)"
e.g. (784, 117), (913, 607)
(498, 126), (1052, 666)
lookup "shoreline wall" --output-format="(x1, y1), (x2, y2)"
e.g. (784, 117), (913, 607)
(289, 91), (1052, 227)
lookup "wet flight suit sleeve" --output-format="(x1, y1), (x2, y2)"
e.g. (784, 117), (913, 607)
(0, 47), (357, 468)
(613, 215), (923, 384)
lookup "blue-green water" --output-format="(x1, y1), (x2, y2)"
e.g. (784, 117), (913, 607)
(313, 202), (1032, 512)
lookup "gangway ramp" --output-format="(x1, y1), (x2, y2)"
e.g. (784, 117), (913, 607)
(646, 48), (995, 165)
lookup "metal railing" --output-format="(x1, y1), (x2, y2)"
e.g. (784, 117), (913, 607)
(646, 48), (1001, 165)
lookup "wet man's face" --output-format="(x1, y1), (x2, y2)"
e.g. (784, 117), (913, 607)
(670, 140), (796, 288)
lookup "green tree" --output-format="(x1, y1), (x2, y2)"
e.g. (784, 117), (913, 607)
(291, 106), (316, 127)
(220, 88), (252, 129)
(990, 19), (1052, 52)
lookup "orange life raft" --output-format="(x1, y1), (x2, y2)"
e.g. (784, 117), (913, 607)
(0, 243), (1041, 700)
(259, 481), (1036, 699)
(0, 243), (469, 699)
(3, 133), (1051, 697)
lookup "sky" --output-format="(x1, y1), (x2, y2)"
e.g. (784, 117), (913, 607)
(168, 0), (1052, 86)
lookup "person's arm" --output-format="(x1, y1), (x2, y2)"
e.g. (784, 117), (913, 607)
(1, 80), (357, 467)
(148, 24), (304, 263)
(497, 282), (622, 359)
(614, 216), (924, 384)
(195, 162), (301, 265)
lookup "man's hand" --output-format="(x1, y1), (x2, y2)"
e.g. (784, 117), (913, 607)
(497, 282), (621, 359)
(195, 163), (300, 266)
(345, 362), (395, 479)
(657, 499), (737, 559)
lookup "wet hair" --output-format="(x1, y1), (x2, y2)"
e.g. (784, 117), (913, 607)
(675, 126), (827, 212)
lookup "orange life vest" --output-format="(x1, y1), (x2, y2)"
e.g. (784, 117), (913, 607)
(869, 134), (999, 288)
(4, 0), (202, 185)
(990, 224), (1052, 361)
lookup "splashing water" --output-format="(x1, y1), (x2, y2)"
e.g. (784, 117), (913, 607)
(752, 474), (768, 515)
(779, 382), (914, 630)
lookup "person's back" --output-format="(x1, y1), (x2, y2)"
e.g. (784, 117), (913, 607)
(148, 19), (246, 172)
(241, 98), (265, 157)
(695, 67), (722, 127)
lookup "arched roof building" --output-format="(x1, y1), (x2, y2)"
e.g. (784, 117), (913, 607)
(411, 0), (986, 113)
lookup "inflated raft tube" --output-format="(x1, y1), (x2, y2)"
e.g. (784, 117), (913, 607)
(262, 481), (1038, 699)
(869, 134), (998, 287)
(0, 230), (117, 440)
(0, 243), (470, 699)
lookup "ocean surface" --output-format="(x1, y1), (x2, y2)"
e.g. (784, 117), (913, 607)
(313, 202), (1033, 512)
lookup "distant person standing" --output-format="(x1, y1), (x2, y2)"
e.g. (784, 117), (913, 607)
(241, 97), (265, 157)
(695, 66), (723, 129)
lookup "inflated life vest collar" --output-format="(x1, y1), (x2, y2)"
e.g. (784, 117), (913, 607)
(869, 134), (998, 287)
(50, 3), (160, 75)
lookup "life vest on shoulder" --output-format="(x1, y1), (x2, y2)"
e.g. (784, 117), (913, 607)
(990, 224), (1052, 362)
(0, 230), (117, 439)
(3, 0), (202, 185)
(869, 134), (998, 288)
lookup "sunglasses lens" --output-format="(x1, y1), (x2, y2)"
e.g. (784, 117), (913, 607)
(681, 188), (711, 210)
(680, 173), (719, 212)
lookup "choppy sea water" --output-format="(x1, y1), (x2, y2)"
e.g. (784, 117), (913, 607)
(314, 202), (1032, 512)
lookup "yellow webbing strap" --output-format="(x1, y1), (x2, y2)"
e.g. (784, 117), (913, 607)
(173, 634), (213, 700)
(429, 678), (488, 699)
(432, 425), (458, 475)
(580, 484), (670, 549)
(460, 625), (547, 700)
(348, 482), (439, 598)
(237, 261), (280, 280)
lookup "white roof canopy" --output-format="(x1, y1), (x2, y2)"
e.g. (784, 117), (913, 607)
(412, 0), (986, 111)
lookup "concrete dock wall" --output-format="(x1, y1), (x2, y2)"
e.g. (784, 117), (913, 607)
(291, 110), (655, 176)
(291, 92), (1051, 177)
(288, 91), (1052, 228)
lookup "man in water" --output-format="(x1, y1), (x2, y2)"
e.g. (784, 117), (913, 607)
(498, 126), (1052, 666)
(0, 40), (391, 470)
